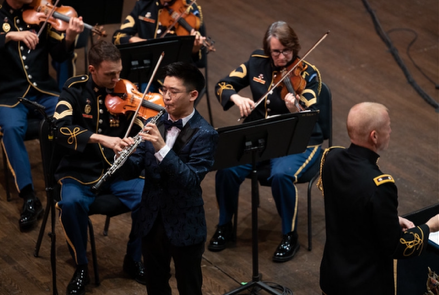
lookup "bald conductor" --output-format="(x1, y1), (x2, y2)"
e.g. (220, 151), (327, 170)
(319, 102), (439, 295)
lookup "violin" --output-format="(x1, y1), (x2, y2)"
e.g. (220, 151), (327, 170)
(105, 79), (165, 120)
(273, 57), (307, 110)
(159, 0), (215, 53)
(238, 31), (330, 121)
(22, 0), (106, 37)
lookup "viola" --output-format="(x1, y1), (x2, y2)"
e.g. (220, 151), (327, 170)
(273, 57), (307, 101)
(22, 0), (106, 37)
(105, 79), (165, 120)
(159, 0), (215, 52)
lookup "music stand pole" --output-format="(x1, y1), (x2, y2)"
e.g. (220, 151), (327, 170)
(211, 112), (318, 294)
(224, 141), (282, 295)
(17, 97), (58, 294)
(33, 117), (59, 295)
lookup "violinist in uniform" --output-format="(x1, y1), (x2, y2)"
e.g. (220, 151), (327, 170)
(210, 21), (323, 262)
(112, 0), (205, 59)
(54, 40), (146, 295)
(0, 0), (83, 231)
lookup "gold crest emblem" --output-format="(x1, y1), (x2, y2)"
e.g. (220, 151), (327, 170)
(2, 23), (10, 33)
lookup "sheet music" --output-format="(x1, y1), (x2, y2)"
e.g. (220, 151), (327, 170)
(429, 231), (439, 246)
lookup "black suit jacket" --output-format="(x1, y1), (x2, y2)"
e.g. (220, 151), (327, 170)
(128, 110), (218, 246)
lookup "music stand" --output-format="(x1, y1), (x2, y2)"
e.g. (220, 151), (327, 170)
(211, 112), (318, 294)
(117, 35), (195, 86)
(17, 97), (59, 294)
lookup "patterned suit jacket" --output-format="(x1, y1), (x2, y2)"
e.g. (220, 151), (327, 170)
(127, 109), (218, 246)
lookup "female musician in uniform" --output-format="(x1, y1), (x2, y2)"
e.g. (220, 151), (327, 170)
(210, 21), (324, 262)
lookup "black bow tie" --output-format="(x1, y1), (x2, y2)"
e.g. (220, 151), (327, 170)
(163, 119), (183, 130)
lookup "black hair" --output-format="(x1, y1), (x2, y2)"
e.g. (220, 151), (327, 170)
(161, 61), (205, 93)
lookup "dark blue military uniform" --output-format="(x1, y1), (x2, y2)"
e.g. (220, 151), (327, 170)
(112, 0), (202, 45)
(54, 75), (145, 265)
(214, 50), (323, 235)
(0, 0), (73, 194)
(319, 144), (431, 295)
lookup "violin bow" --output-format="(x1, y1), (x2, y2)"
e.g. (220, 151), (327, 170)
(28, 0), (60, 54)
(123, 52), (165, 138)
(159, 0), (197, 38)
(238, 30), (330, 121)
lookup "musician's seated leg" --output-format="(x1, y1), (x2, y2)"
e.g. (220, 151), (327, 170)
(269, 145), (321, 262)
(208, 164), (252, 251)
(109, 177), (147, 285)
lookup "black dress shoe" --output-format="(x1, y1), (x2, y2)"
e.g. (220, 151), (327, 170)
(19, 197), (44, 231)
(272, 232), (300, 262)
(66, 266), (90, 295)
(123, 255), (146, 285)
(208, 222), (233, 252)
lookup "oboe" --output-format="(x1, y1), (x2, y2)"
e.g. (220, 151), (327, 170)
(92, 109), (165, 192)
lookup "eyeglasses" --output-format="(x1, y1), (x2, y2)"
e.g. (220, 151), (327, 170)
(159, 86), (191, 98)
(271, 49), (293, 57)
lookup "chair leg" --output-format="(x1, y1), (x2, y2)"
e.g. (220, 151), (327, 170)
(103, 216), (110, 236)
(2, 145), (11, 202)
(307, 180), (313, 251)
(204, 65), (214, 127)
(88, 218), (100, 286)
(233, 208), (238, 242)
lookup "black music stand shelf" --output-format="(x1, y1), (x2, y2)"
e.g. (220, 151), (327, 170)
(117, 35), (195, 87)
(211, 111), (318, 295)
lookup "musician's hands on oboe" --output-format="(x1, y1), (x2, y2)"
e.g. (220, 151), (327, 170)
(139, 122), (166, 152)
(89, 133), (135, 155)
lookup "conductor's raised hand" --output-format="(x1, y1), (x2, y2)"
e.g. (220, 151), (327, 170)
(139, 122), (166, 152)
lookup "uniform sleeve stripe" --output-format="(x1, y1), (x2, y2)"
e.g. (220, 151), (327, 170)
(54, 110), (73, 120)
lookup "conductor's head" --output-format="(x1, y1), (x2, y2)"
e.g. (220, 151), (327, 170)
(346, 102), (392, 153)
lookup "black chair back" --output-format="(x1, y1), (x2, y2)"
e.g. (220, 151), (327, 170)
(316, 82), (332, 145)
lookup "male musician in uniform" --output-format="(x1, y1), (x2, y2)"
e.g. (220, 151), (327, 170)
(54, 40), (146, 295)
(0, 0), (83, 231)
(210, 21), (323, 262)
(318, 102), (439, 294)
(112, 0), (205, 61)
(123, 61), (218, 295)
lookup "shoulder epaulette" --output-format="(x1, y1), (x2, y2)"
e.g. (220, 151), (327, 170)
(373, 174), (395, 186)
(302, 60), (322, 95)
(67, 75), (89, 88)
(251, 49), (269, 59)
